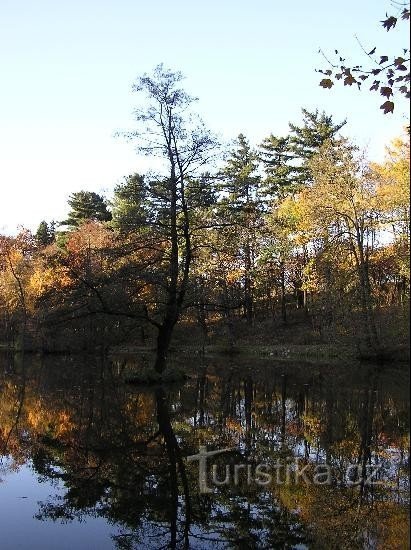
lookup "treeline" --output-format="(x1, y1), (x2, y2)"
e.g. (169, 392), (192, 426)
(0, 70), (409, 360)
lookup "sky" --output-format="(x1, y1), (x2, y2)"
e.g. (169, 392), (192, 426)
(0, 0), (409, 234)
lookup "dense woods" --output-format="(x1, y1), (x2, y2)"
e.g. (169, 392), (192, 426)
(0, 68), (409, 369)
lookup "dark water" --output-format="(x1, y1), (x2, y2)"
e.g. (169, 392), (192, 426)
(0, 352), (409, 549)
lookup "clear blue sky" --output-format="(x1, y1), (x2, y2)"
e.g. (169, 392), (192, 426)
(0, 0), (408, 233)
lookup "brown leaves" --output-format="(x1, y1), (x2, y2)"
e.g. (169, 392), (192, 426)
(320, 78), (334, 89)
(343, 72), (356, 86)
(317, 6), (410, 114)
(395, 57), (406, 66)
(380, 100), (394, 114)
(380, 86), (393, 98)
(381, 15), (397, 31)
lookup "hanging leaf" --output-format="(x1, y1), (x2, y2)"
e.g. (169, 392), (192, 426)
(381, 16), (397, 31)
(344, 73), (356, 86)
(320, 78), (334, 89)
(380, 100), (394, 113)
(380, 86), (393, 98)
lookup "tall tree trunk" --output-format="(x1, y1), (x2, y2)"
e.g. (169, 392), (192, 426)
(355, 230), (380, 352)
(280, 260), (287, 324)
(244, 240), (253, 323)
(154, 318), (176, 373)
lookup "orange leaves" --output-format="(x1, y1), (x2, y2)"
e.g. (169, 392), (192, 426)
(28, 263), (72, 298)
(226, 268), (244, 285)
(28, 404), (75, 438)
(66, 221), (113, 256)
(65, 221), (115, 272)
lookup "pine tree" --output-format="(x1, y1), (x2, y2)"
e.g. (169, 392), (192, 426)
(259, 134), (297, 198)
(111, 174), (148, 233)
(219, 134), (262, 322)
(63, 191), (112, 229)
(289, 108), (346, 184)
(222, 134), (260, 204)
(35, 220), (55, 247)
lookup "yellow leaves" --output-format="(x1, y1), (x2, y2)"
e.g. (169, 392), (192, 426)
(5, 248), (24, 266)
(269, 195), (311, 246)
(374, 502), (410, 550)
(28, 264), (72, 299)
(225, 418), (244, 433)
(301, 258), (320, 293)
(128, 394), (156, 425)
(372, 135), (410, 215)
(371, 135), (410, 277)
(226, 268), (243, 285)
(303, 139), (378, 239)
(135, 284), (155, 301)
(28, 267), (56, 297)
(28, 403), (74, 438)
(330, 438), (360, 460)
(276, 195), (303, 227)
(54, 411), (75, 437)
(301, 413), (324, 439)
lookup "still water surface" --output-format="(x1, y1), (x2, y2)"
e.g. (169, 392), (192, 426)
(0, 353), (409, 549)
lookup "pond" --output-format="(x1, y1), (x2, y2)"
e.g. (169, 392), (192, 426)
(0, 352), (409, 549)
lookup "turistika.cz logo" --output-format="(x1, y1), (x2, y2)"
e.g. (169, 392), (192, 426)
(187, 446), (382, 494)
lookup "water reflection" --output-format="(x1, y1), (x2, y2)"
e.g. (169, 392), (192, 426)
(0, 353), (409, 549)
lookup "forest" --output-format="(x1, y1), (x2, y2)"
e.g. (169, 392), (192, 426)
(0, 2), (410, 547)
(0, 66), (409, 373)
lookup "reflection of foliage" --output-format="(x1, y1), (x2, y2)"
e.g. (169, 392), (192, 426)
(0, 354), (409, 548)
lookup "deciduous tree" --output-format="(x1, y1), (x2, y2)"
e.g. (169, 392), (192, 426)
(126, 64), (219, 372)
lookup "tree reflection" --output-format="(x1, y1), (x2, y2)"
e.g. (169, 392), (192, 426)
(0, 353), (409, 549)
